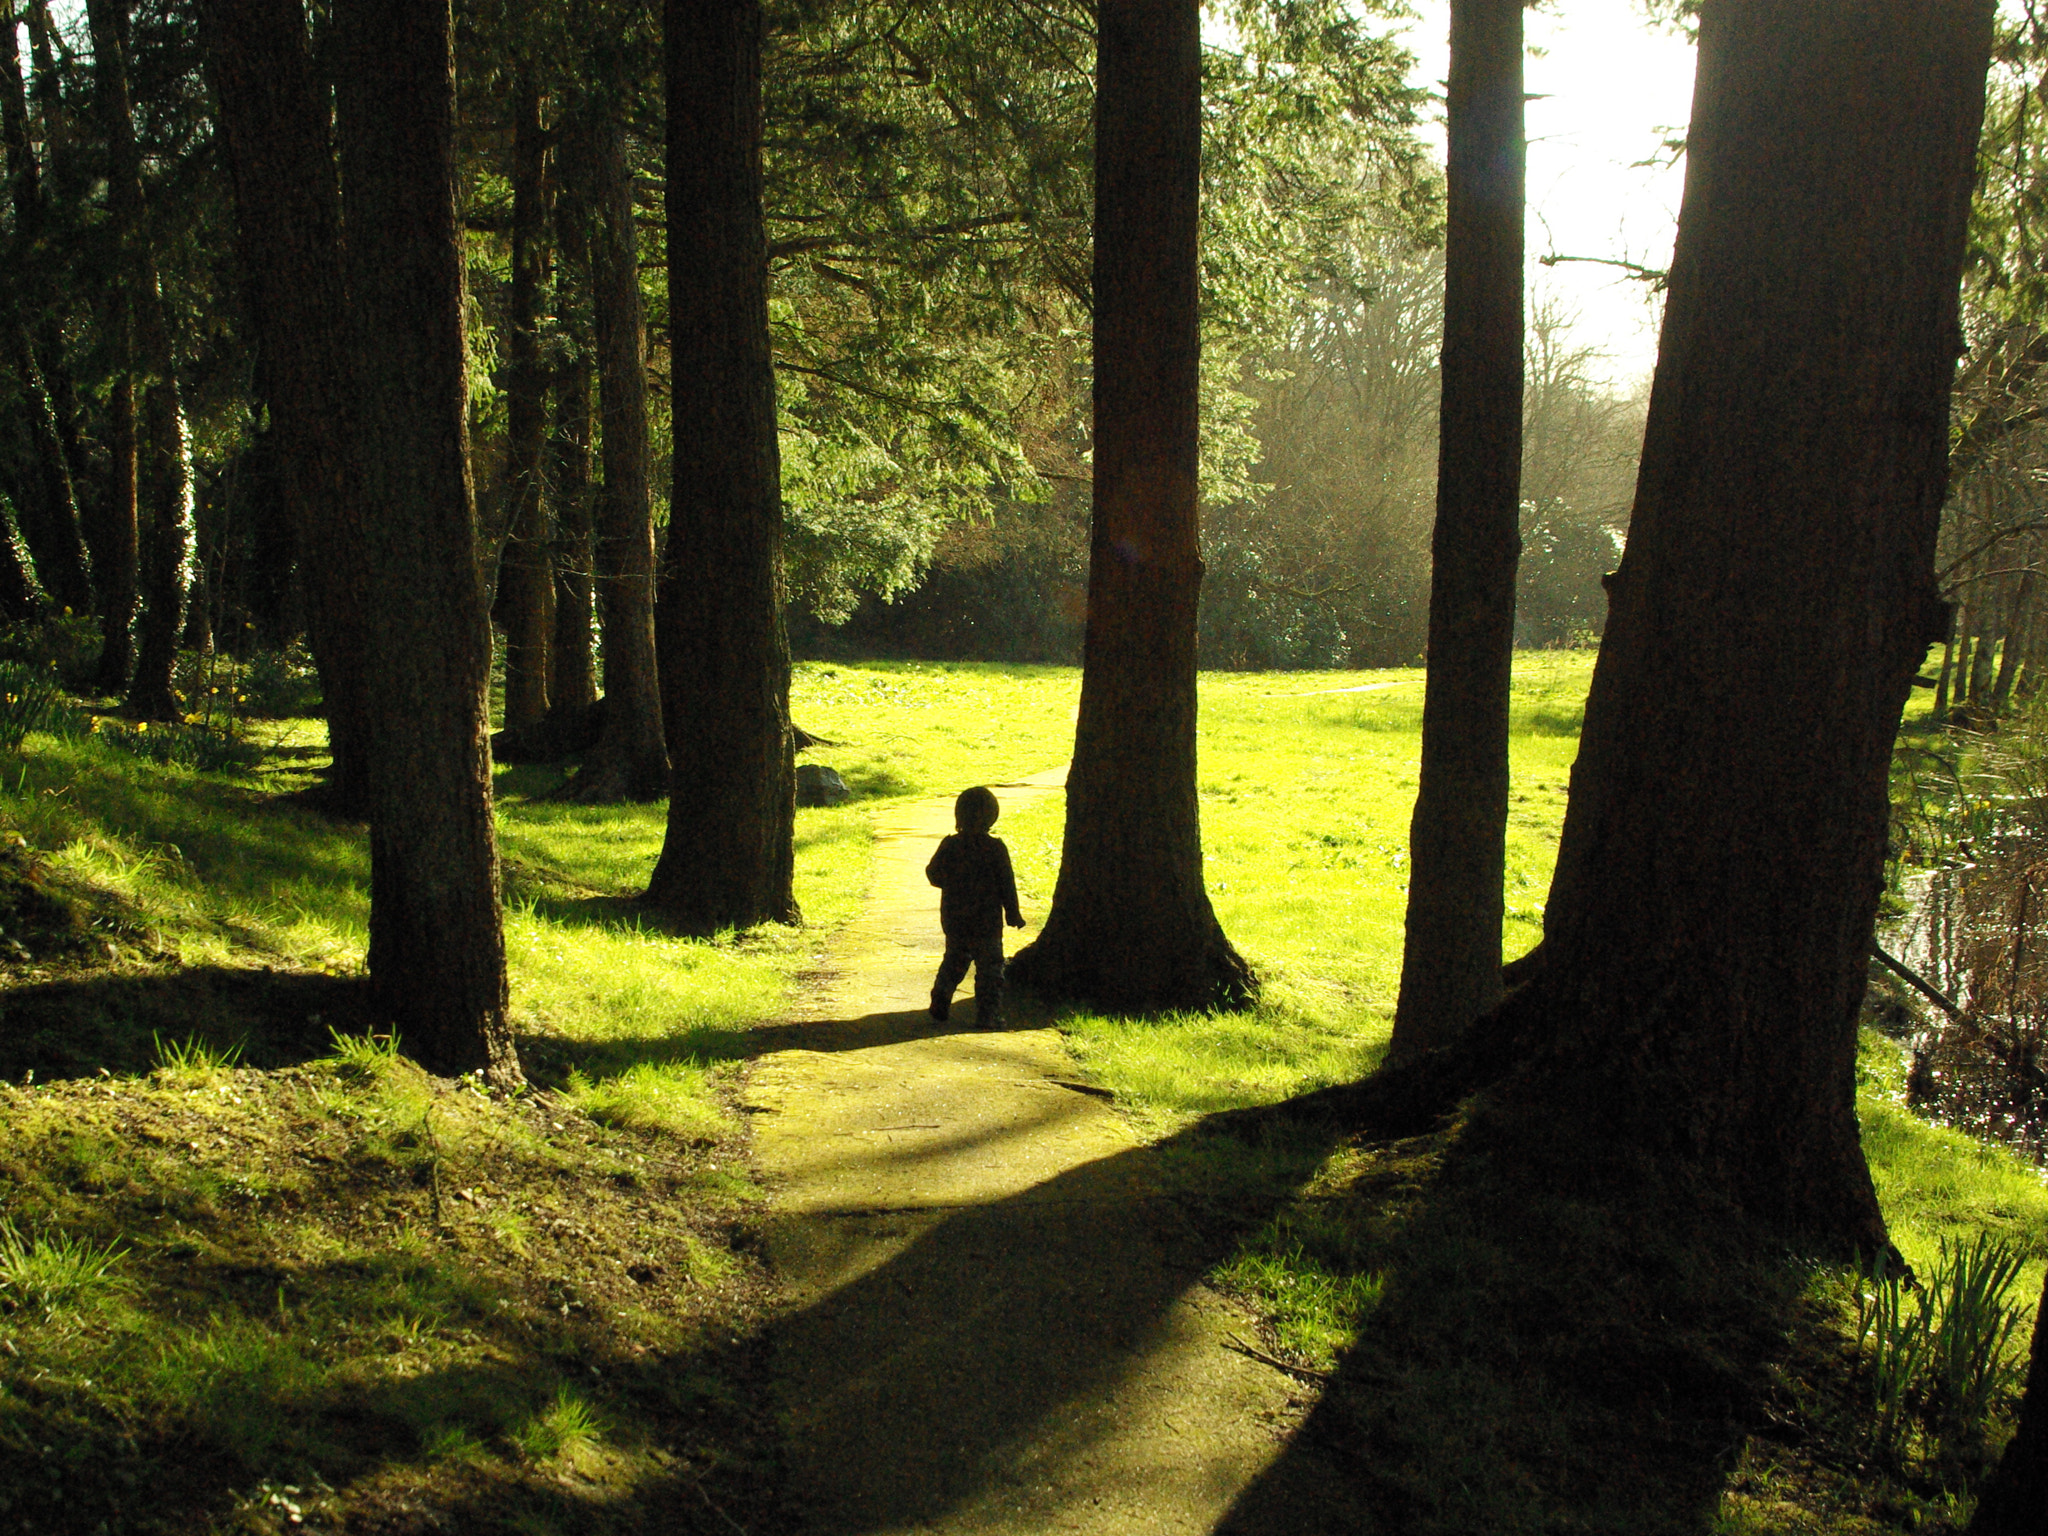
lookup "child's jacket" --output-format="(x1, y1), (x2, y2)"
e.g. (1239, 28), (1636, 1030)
(926, 832), (1022, 941)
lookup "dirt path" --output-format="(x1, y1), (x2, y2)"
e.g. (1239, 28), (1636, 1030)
(743, 770), (1315, 1535)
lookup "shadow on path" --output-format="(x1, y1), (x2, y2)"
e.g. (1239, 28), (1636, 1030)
(759, 1111), (1368, 1535)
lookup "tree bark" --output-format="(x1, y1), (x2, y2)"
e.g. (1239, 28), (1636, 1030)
(198, 0), (374, 814)
(92, 364), (136, 693)
(495, 69), (553, 734)
(1933, 602), (1958, 719)
(334, 0), (518, 1083)
(90, 0), (191, 721)
(1991, 568), (2034, 715)
(1004, 0), (1250, 1011)
(548, 349), (598, 712)
(1968, 590), (2000, 707)
(1390, 0), (1524, 1061)
(646, 0), (793, 922)
(0, 9), (88, 619)
(1967, 1269), (2048, 1533)
(564, 104), (666, 803)
(1474, 0), (1992, 1249)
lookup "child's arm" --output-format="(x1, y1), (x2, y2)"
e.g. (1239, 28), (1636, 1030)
(926, 835), (954, 889)
(997, 841), (1024, 927)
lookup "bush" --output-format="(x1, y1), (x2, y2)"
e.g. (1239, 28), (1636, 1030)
(90, 717), (264, 775)
(0, 614), (101, 692)
(0, 660), (60, 751)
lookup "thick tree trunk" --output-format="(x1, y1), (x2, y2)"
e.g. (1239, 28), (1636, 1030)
(1390, 0), (1524, 1061)
(565, 106), (666, 803)
(90, 0), (190, 721)
(1005, 0), (1250, 1012)
(92, 366), (136, 693)
(1475, 0), (1992, 1249)
(646, 0), (792, 921)
(199, 0), (374, 815)
(548, 351), (598, 711)
(334, 0), (518, 1083)
(495, 71), (553, 733)
(1967, 1270), (2048, 1533)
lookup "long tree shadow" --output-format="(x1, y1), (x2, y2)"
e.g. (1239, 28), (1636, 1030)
(754, 1080), (1808, 1533)
(1210, 1091), (1805, 1534)
(0, 966), (378, 1082)
(755, 1105), (1359, 1534)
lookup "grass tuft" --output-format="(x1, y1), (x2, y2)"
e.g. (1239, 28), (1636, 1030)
(0, 1217), (126, 1313)
(151, 1030), (245, 1083)
(511, 1386), (604, 1463)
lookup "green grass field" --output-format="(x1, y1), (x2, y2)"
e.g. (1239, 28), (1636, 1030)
(0, 650), (2039, 1532)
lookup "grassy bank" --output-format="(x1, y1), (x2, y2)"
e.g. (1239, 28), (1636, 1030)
(0, 652), (2040, 1532)
(0, 709), (874, 1533)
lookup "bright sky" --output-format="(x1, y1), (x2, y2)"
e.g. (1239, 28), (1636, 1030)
(1397, 0), (1699, 391)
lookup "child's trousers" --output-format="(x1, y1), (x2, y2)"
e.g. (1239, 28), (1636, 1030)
(932, 933), (1005, 1021)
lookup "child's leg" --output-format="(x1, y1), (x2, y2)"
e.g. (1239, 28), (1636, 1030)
(931, 946), (971, 1021)
(971, 936), (1006, 1025)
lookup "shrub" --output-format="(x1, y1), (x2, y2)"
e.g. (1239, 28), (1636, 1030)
(0, 613), (103, 692)
(1854, 1234), (2032, 1462)
(236, 644), (323, 718)
(0, 660), (60, 751)
(91, 717), (264, 774)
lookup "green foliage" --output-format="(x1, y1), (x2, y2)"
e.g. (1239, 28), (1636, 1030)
(0, 661), (61, 752)
(228, 645), (323, 719)
(90, 715), (265, 774)
(762, 0), (1436, 621)
(1854, 1234), (2032, 1462)
(0, 617), (101, 695)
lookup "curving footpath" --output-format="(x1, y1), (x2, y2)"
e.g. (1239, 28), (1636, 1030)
(743, 768), (1320, 1535)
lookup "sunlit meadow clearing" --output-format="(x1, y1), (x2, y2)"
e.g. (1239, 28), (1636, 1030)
(786, 651), (1595, 1127)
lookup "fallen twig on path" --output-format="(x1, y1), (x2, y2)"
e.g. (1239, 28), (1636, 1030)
(1224, 1331), (1333, 1383)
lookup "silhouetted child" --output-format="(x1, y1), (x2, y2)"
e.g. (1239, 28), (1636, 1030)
(926, 785), (1025, 1026)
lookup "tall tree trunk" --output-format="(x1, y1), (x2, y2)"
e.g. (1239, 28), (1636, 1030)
(1991, 568), (2034, 715)
(0, 8), (87, 617)
(564, 104), (666, 802)
(24, 3), (70, 202)
(1005, 0), (1250, 1011)
(334, 0), (518, 1083)
(90, 0), (191, 721)
(1463, 0), (1992, 1248)
(646, 0), (792, 922)
(1968, 589), (2000, 706)
(1933, 601), (1958, 719)
(199, 0), (374, 815)
(1390, 0), (1524, 1061)
(495, 70), (553, 733)
(1967, 1269), (2048, 1533)
(92, 363), (136, 693)
(548, 348), (598, 712)
(1, 329), (87, 613)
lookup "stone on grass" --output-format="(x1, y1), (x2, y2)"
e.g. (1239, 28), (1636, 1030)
(796, 764), (853, 807)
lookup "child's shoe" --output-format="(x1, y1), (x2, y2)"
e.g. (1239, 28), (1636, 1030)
(929, 991), (950, 1023)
